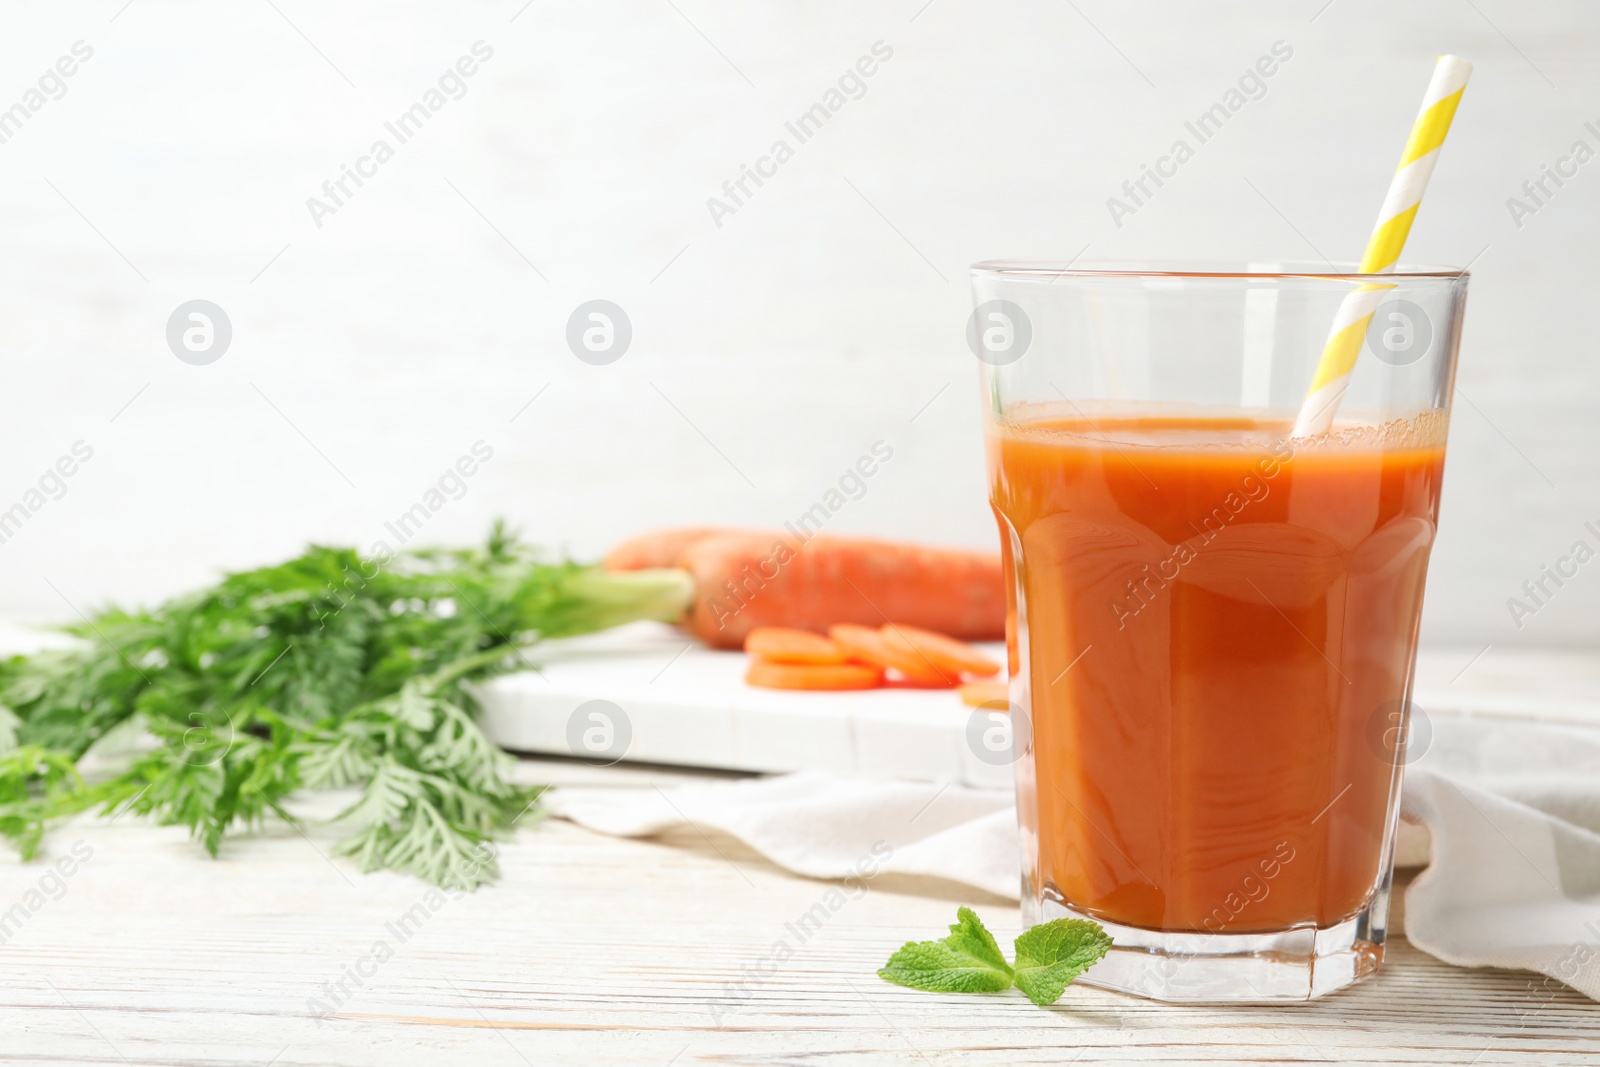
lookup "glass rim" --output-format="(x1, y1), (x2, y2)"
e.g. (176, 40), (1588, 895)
(971, 259), (1469, 282)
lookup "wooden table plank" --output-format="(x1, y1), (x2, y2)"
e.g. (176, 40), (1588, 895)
(0, 760), (1594, 1067)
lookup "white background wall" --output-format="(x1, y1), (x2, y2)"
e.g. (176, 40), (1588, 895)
(0, 0), (1595, 653)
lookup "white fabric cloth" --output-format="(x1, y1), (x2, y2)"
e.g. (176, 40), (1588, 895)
(546, 773), (1019, 899)
(547, 714), (1600, 1000)
(1398, 718), (1600, 1000)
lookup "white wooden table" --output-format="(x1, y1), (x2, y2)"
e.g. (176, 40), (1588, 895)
(3, 749), (1597, 1067)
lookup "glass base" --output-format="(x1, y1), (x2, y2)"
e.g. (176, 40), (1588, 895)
(1025, 891), (1388, 1002)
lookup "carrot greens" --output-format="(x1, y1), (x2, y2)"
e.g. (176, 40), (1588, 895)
(0, 523), (694, 888)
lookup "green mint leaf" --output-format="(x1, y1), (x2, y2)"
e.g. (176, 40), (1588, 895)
(878, 907), (1015, 994)
(1011, 918), (1113, 1006)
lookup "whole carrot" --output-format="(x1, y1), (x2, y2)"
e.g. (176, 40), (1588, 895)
(677, 532), (1005, 650)
(602, 527), (729, 572)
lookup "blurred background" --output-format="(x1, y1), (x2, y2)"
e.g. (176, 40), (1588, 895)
(0, 0), (1594, 653)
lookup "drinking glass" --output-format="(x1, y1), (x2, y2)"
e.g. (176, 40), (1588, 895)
(972, 260), (1468, 1001)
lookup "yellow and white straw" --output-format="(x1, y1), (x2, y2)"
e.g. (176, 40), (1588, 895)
(1292, 55), (1472, 437)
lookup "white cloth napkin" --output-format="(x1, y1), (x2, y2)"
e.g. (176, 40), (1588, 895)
(545, 773), (1019, 899)
(1399, 718), (1600, 1000)
(547, 714), (1600, 1000)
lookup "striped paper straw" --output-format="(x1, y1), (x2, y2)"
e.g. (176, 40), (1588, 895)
(1292, 55), (1472, 437)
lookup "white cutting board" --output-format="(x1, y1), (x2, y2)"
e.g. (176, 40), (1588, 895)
(474, 622), (1014, 788)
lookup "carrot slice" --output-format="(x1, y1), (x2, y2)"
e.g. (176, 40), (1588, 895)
(826, 623), (894, 666)
(959, 681), (1009, 707)
(881, 624), (1001, 678)
(745, 660), (884, 691)
(828, 624), (956, 687)
(744, 627), (846, 664)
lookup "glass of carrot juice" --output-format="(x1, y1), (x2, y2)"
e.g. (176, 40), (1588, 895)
(971, 261), (1468, 1001)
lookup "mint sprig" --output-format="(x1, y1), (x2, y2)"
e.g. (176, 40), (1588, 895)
(1012, 917), (1114, 1005)
(877, 906), (1015, 993)
(878, 907), (1112, 1006)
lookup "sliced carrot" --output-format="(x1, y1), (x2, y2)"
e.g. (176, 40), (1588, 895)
(744, 627), (846, 664)
(828, 624), (956, 687)
(745, 660), (884, 691)
(883, 674), (962, 691)
(826, 623), (893, 665)
(882, 624), (1001, 678)
(959, 681), (1009, 708)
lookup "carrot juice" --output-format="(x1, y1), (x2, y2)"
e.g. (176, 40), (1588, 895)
(990, 412), (1446, 934)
